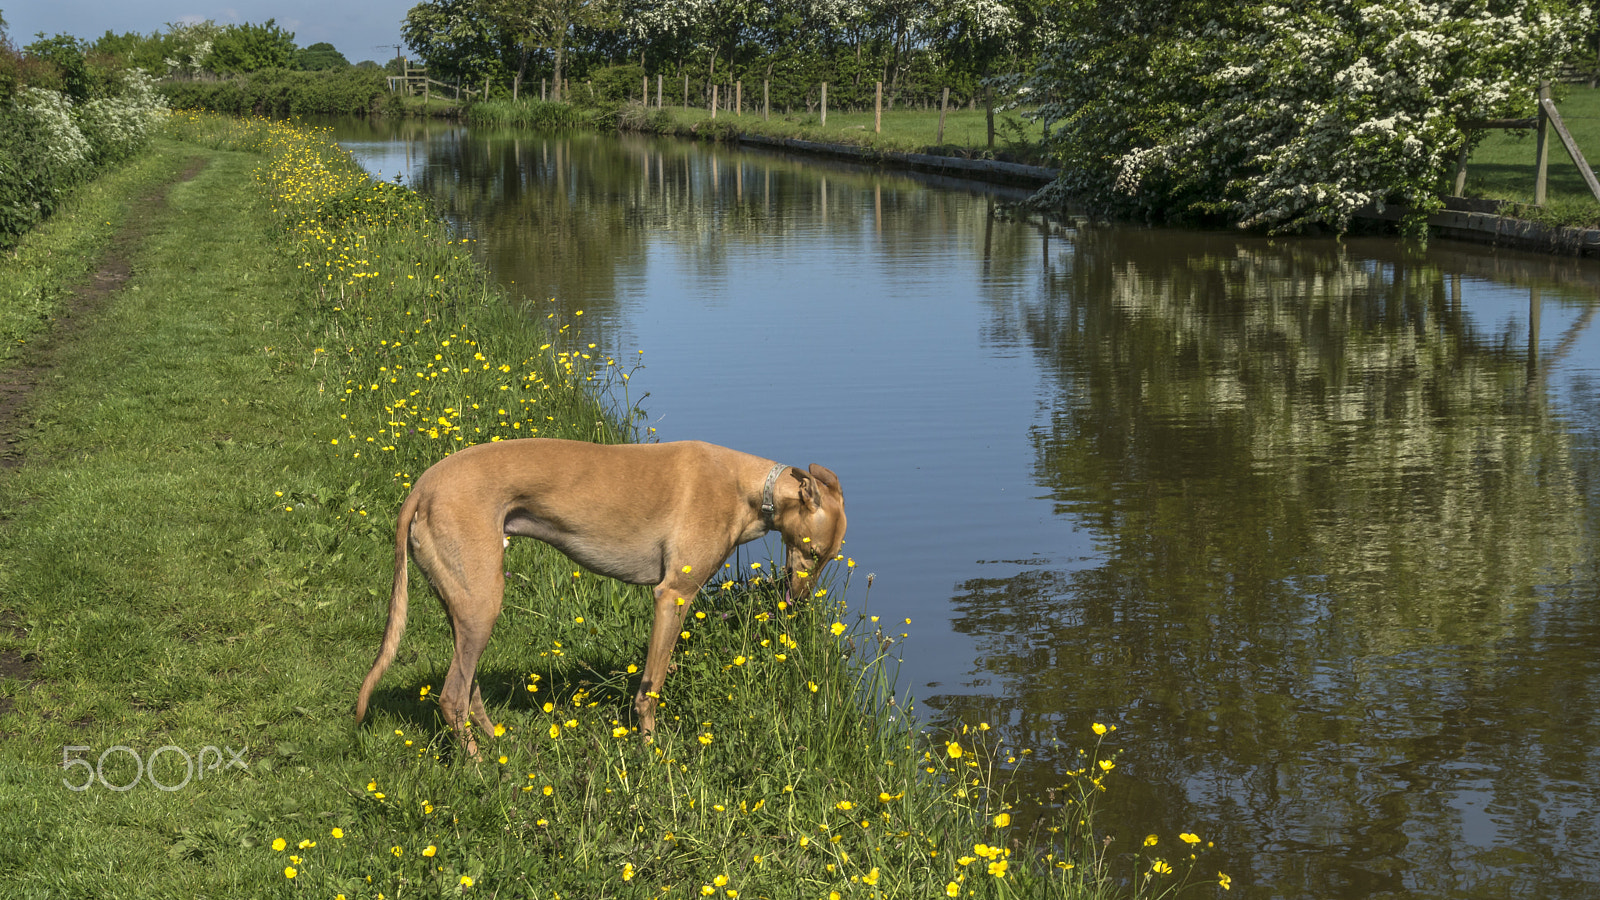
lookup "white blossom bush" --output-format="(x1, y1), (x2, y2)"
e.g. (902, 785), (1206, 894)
(1, 71), (171, 247)
(1028, 0), (1590, 234)
(15, 86), (91, 173)
(74, 69), (170, 166)
(1, 87), (90, 246)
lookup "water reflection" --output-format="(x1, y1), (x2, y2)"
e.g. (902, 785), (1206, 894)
(945, 230), (1600, 898)
(330, 121), (1600, 900)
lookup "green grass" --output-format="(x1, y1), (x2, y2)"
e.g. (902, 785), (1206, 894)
(1461, 83), (1600, 226)
(0, 114), (1225, 899)
(0, 149), (198, 366)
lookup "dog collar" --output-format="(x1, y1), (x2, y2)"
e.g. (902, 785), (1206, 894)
(760, 463), (789, 531)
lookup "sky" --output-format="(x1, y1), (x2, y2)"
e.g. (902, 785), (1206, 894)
(2, 0), (417, 64)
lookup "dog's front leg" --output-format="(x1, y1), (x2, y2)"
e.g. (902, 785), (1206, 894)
(634, 573), (706, 737)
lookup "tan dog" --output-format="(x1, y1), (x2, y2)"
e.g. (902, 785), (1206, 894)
(355, 438), (846, 755)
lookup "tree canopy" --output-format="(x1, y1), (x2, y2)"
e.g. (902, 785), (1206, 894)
(399, 0), (1039, 108)
(297, 42), (352, 71)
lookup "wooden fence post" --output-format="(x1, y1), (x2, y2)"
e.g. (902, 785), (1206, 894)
(643, 75), (648, 105)
(736, 80), (742, 116)
(657, 74), (663, 109)
(1535, 81), (1551, 206)
(1537, 85), (1600, 202)
(937, 86), (949, 144)
(711, 83), (719, 119)
(985, 85), (995, 149)
(683, 73), (689, 109)
(821, 82), (827, 126)
(763, 79), (769, 120)
(875, 82), (882, 133)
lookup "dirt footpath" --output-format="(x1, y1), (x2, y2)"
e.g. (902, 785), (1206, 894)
(0, 156), (210, 470)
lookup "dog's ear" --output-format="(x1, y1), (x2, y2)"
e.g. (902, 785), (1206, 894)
(791, 467), (822, 510)
(807, 464), (841, 495)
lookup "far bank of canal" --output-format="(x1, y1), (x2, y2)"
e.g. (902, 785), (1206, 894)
(332, 117), (1600, 900)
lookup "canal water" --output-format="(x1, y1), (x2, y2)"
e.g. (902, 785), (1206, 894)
(330, 118), (1600, 900)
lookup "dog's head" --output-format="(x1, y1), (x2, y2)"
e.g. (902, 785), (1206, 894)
(776, 464), (847, 600)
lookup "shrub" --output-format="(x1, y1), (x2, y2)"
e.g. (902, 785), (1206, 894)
(0, 69), (170, 249)
(158, 68), (385, 117)
(74, 69), (168, 166)
(577, 63), (645, 106)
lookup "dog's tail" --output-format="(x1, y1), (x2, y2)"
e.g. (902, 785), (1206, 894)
(355, 487), (423, 723)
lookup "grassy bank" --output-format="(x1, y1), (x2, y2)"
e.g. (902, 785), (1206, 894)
(466, 97), (1048, 165)
(635, 104), (1046, 163)
(0, 115), (1225, 898)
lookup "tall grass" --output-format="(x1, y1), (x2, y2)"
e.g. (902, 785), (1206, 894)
(467, 97), (590, 129)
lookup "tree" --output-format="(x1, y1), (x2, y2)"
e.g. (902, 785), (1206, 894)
(155, 20), (223, 78)
(209, 19), (297, 73)
(296, 42), (351, 70)
(24, 33), (94, 100)
(474, 0), (611, 100)
(404, 0), (510, 85)
(1028, 0), (1592, 234)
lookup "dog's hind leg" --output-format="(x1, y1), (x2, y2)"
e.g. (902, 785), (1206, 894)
(412, 514), (505, 759)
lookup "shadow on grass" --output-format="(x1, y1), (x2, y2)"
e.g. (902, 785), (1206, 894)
(356, 652), (644, 747)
